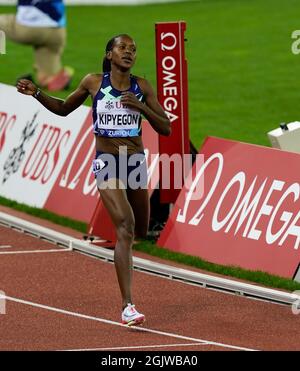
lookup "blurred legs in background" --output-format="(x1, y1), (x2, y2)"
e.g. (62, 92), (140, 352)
(0, 14), (74, 91)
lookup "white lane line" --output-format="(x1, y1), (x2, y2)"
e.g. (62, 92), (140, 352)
(0, 245), (12, 249)
(0, 247), (72, 255)
(2, 295), (258, 351)
(63, 342), (210, 351)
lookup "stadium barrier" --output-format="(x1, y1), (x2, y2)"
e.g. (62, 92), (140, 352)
(268, 121), (300, 153)
(158, 136), (300, 280)
(2, 83), (300, 280)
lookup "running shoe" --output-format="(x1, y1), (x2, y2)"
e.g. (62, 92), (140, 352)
(47, 66), (74, 91)
(121, 303), (145, 326)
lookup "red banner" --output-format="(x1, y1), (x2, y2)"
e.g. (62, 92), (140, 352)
(44, 111), (99, 222)
(155, 21), (190, 204)
(158, 137), (300, 279)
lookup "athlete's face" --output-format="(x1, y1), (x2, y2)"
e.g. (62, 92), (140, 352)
(109, 36), (137, 70)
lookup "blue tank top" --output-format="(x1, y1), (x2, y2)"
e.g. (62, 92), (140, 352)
(92, 73), (144, 138)
(17, 0), (66, 27)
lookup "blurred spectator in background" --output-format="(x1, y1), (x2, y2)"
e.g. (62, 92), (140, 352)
(0, 0), (74, 91)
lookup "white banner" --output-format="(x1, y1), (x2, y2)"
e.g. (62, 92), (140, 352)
(0, 83), (90, 207)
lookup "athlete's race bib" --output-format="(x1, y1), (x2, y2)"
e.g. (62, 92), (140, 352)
(92, 158), (107, 175)
(95, 98), (141, 137)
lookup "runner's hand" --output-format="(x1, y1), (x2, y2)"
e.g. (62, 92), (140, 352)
(121, 92), (143, 111)
(17, 79), (38, 96)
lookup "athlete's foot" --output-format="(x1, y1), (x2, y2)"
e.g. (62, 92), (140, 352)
(121, 303), (145, 326)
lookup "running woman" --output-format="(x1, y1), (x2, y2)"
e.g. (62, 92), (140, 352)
(17, 34), (171, 326)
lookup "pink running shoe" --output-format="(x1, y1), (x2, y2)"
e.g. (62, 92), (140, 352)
(47, 66), (74, 91)
(121, 303), (145, 326)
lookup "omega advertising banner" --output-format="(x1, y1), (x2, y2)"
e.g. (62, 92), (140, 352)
(155, 21), (190, 204)
(158, 137), (300, 279)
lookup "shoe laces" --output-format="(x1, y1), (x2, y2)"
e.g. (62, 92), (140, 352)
(125, 303), (136, 314)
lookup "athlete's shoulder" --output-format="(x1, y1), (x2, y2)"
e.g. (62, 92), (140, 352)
(82, 73), (103, 84)
(133, 75), (147, 84)
(80, 73), (103, 90)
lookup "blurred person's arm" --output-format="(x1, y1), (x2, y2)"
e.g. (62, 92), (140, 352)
(17, 75), (92, 116)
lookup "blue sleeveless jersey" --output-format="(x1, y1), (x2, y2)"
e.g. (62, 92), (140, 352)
(17, 0), (66, 27)
(92, 73), (144, 138)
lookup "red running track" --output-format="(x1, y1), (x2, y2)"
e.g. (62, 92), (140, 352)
(0, 207), (300, 351)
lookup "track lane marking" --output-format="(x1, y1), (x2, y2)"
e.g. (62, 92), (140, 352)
(62, 342), (210, 351)
(1, 294), (258, 351)
(0, 247), (72, 255)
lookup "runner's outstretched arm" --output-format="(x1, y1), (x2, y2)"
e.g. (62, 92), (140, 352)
(17, 74), (93, 116)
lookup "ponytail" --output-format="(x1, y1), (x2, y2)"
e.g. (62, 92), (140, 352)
(102, 56), (111, 72)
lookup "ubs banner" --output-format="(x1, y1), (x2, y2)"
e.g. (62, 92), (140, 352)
(0, 83), (91, 210)
(158, 137), (300, 279)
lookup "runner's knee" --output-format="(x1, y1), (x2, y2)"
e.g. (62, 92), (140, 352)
(116, 216), (135, 242)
